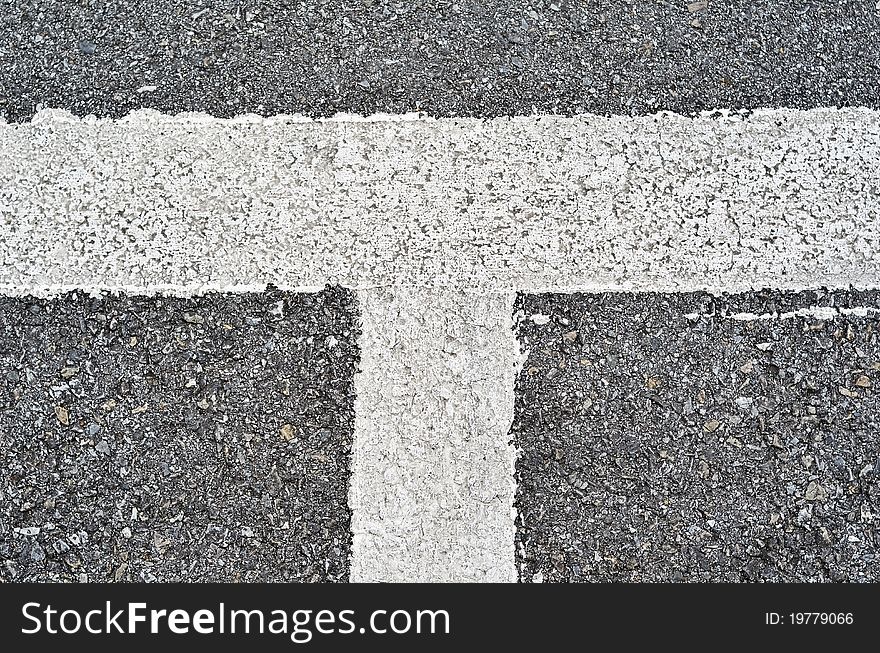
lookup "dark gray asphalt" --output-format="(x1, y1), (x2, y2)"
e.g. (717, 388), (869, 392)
(513, 290), (880, 582)
(0, 288), (358, 582)
(2, 0), (878, 122)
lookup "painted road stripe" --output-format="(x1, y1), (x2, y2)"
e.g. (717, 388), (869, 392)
(1, 108), (879, 295)
(351, 289), (518, 582)
(686, 306), (880, 321)
(2, 109), (879, 582)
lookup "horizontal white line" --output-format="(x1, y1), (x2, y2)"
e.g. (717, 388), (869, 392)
(2, 107), (879, 294)
(686, 306), (880, 321)
(0, 283), (330, 297)
(24, 108), (429, 126)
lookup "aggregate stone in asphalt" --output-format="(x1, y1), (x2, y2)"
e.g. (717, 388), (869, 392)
(2, 0), (878, 121)
(513, 289), (880, 582)
(0, 287), (359, 582)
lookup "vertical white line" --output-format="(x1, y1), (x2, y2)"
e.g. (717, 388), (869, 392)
(350, 288), (519, 582)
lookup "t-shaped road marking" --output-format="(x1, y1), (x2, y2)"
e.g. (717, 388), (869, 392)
(2, 108), (878, 580)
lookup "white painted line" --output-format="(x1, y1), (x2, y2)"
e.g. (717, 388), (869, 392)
(0, 283), (327, 298)
(685, 306), (880, 321)
(1, 107), (879, 296)
(3, 107), (879, 583)
(350, 288), (519, 582)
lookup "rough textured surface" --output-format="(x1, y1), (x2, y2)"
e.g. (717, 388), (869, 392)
(514, 289), (880, 582)
(2, 1), (879, 122)
(350, 288), (518, 582)
(0, 288), (358, 582)
(2, 109), (879, 295)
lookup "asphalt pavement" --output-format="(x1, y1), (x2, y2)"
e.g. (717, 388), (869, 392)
(1, 0), (879, 584)
(514, 289), (880, 581)
(0, 288), (358, 581)
(2, 1), (878, 121)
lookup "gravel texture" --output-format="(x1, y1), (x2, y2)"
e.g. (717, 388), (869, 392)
(0, 287), (359, 582)
(514, 289), (880, 582)
(2, 0), (878, 122)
